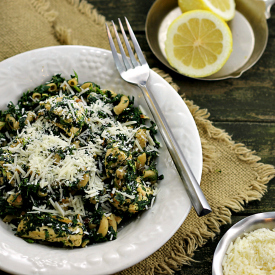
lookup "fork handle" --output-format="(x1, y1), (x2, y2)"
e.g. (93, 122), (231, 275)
(139, 84), (212, 217)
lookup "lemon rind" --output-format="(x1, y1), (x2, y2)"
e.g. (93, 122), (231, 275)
(178, 0), (236, 21)
(165, 10), (233, 78)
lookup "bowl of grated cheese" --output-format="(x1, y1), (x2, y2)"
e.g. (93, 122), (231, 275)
(212, 211), (275, 275)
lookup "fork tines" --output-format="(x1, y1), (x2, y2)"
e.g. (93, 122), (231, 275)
(105, 17), (147, 73)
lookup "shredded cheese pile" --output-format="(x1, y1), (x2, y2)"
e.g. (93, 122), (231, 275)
(222, 228), (275, 275)
(1, 90), (159, 219)
(0, 74), (162, 246)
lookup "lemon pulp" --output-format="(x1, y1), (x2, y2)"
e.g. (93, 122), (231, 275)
(165, 10), (233, 77)
(178, 0), (235, 21)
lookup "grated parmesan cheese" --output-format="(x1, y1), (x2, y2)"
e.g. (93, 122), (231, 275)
(0, 73), (161, 247)
(222, 228), (275, 275)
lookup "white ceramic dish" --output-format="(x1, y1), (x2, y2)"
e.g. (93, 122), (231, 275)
(0, 46), (202, 275)
(212, 212), (275, 275)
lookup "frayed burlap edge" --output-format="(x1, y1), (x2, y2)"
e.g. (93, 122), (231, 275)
(27, 2), (275, 274)
(142, 69), (275, 275)
(30, 0), (107, 45)
(53, 0), (107, 45)
(30, 0), (144, 56)
(29, 0), (58, 25)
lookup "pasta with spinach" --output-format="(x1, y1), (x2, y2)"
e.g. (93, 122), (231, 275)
(0, 72), (162, 247)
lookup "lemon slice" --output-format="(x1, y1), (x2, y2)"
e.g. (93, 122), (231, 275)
(165, 10), (233, 78)
(178, 0), (235, 21)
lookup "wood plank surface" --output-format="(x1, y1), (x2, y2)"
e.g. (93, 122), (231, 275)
(0, 1), (273, 275)
(88, 0), (275, 274)
(92, 0), (275, 123)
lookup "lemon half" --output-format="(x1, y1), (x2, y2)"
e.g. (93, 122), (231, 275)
(178, 0), (235, 21)
(165, 10), (233, 78)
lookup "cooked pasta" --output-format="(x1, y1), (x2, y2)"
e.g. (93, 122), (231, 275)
(0, 72), (162, 247)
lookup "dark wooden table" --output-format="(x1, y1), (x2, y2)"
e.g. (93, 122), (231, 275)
(89, 0), (275, 274)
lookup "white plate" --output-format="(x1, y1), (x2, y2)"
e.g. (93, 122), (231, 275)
(0, 46), (202, 275)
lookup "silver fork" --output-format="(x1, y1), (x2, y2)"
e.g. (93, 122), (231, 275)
(106, 18), (211, 217)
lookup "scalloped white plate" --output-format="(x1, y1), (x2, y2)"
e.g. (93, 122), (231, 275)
(0, 46), (202, 275)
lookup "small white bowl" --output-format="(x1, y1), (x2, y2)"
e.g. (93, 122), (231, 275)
(212, 212), (275, 275)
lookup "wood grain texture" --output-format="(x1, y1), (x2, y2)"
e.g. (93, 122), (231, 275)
(91, 0), (275, 123)
(87, 1), (275, 274)
(0, 1), (273, 275)
(89, 0), (155, 29)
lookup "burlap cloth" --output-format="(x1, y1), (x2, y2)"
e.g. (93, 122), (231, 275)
(0, 1), (275, 274)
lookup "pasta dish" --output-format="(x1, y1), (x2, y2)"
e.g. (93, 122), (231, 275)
(0, 72), (162, 247)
